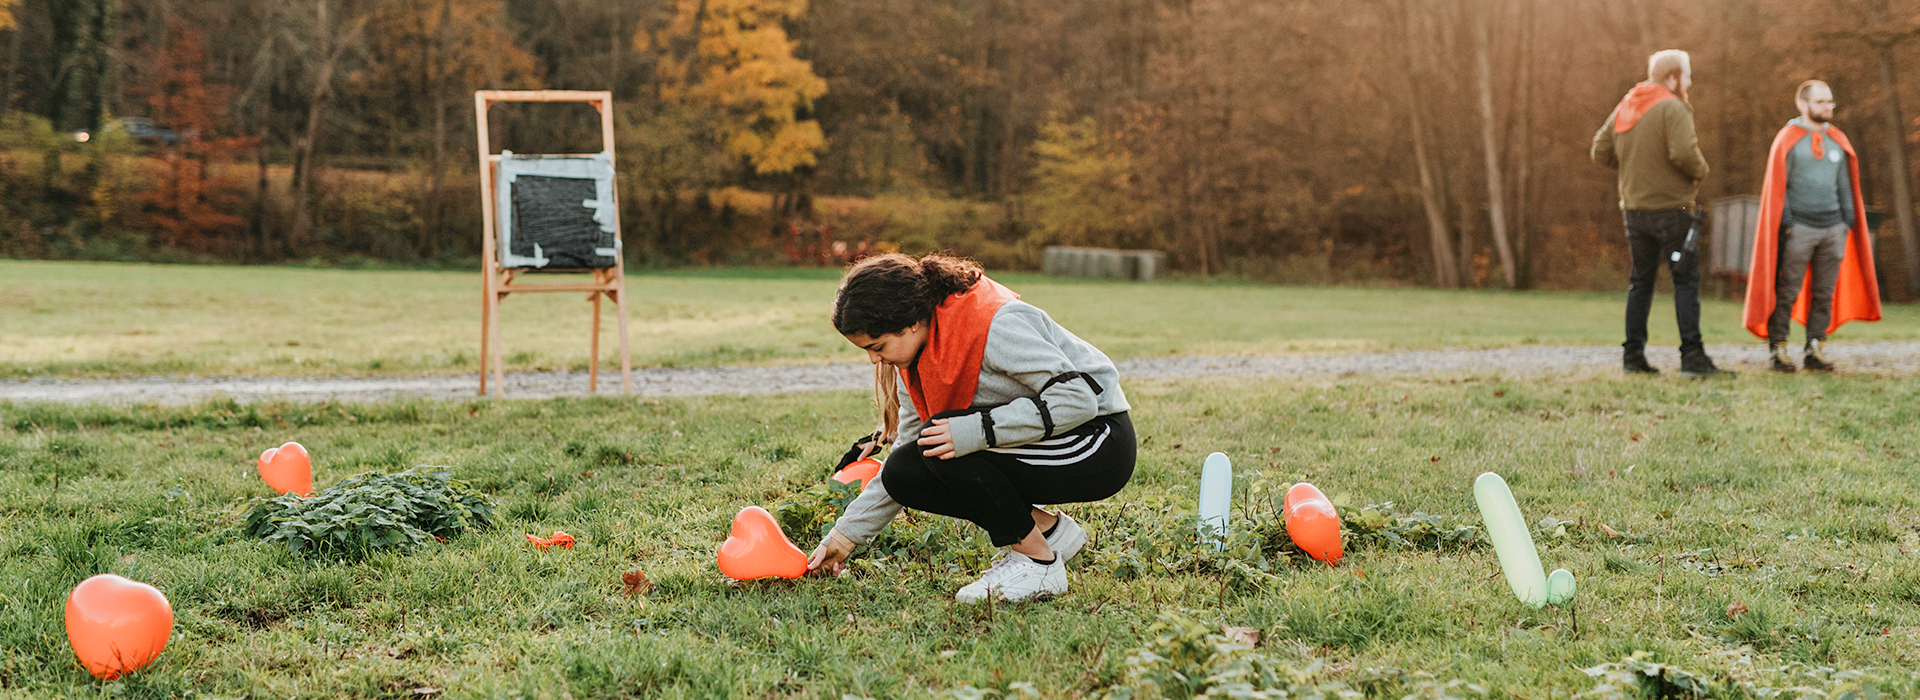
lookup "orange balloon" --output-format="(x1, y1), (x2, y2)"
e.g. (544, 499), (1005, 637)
(1284, 483), (1343, 565)
(716, 506), (809, 581)
(257, 442), (312, 496)
(65, 574), (173, 680)
(831, 457), (882, 490)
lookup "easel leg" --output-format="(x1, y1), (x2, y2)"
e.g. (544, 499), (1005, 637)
(490, 290), (507, 398)
(480, 273), (492, 396)
(615, 283), (633, 395)
(589, 286), (603, 393)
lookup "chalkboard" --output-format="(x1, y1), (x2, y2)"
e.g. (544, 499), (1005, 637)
(495, 151), (619, 269)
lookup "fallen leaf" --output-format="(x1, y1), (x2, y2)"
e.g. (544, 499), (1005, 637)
(1599, 523), (1622, 537)
(1726, 601), (1749, 618)
(1430, 455), (1441, 463)
(939, 650), (959, 659)
(621, 569), (653, 597)
(411, 688), (442, 697)
(1221, 626), (1261, 647)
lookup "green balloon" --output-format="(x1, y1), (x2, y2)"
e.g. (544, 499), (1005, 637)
(1547, 568), (1577, 606)
(1473, 472), (1548, 608)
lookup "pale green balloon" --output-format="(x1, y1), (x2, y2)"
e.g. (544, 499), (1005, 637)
(1547, 568), (1577, 606)
(1473, 472), (1548, 608)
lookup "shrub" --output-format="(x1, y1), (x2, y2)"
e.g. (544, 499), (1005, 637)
(241, 466), (496, 559)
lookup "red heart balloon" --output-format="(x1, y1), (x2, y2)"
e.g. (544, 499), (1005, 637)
(65, 574), (173, 680)
(257, 442), (312, 496)
(831, 457), (882, 491)
(1284, 483), (1344, 565)
(716, 506), (808, 581)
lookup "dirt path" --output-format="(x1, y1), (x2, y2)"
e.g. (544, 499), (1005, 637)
(3, 341), (1916, 404)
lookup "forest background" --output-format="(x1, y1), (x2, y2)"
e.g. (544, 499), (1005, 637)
(2, 0), (1919, 296)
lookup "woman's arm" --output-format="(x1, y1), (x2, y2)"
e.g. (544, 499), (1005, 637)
(943, 309), (1101, 457)
(812, 381), (921, 573)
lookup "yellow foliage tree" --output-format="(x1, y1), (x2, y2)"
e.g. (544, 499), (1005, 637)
(641, 0), (827, 175)
(0, 0), (15, 30)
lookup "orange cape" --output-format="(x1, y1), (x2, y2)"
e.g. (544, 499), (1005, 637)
(1740, 123), (1881, 338)
(1612, 82), (1677, 133)
(902, 277), (1019, 419)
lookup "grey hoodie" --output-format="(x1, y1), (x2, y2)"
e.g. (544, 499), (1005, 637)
(829, 299), (1130, 546)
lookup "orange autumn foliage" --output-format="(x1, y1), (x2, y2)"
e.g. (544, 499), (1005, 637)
(131, 24), (255, 254)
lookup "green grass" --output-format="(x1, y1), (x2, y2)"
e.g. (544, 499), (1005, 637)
(4, 371), (1920, 697)
(5, 260), (1916, 378)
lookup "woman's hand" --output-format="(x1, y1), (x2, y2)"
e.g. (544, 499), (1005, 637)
(917, 418), (957, 460)
(807, 530), (855, 576)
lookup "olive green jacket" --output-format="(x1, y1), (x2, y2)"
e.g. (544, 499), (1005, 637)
(1590, 98), (1710, 211)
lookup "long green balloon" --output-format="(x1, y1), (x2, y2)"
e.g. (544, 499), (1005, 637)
(1473, 472), (1548, 608)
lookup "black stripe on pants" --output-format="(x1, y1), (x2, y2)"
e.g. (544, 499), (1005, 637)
(882, 412), (1136, 547)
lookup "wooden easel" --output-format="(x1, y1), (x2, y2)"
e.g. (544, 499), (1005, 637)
(475, 90), (632, 398)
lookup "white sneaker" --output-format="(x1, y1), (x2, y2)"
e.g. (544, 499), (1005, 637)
(1045, 512), (1089, 563)
(955, 551), (1067, 603)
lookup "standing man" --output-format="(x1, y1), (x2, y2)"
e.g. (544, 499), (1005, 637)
(1591, 49), (1731, 378)
(1741, 80), (1881, 371)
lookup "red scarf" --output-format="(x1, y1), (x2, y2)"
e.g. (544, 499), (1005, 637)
(1612, 82), (1677, 133)
(902, 277), (1019, 419)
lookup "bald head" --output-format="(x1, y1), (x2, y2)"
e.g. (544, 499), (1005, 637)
(1797, 80), (1834, 124)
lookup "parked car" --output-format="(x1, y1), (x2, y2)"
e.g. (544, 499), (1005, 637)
(72, 117), (182, 146)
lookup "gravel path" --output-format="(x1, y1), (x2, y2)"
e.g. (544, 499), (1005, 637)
(3, 341), (1915, 405)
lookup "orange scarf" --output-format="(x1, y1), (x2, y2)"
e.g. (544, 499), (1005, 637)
(1740, 122), (1882, 338)
(1612, 82), (1677, 133)
(902, 277), (1019, 419)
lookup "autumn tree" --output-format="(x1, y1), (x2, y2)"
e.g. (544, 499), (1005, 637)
(352, 0), (541, 256)
(1023, 116), (1144, 252)
(642, 0), (827, 177)
(133, 24), (253, 254)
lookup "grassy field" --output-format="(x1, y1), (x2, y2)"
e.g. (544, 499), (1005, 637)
(5, 260), (1916, 379)
(3, 370), (1919, 697)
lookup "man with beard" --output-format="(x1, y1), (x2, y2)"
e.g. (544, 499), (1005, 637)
(1741, 80), (1881, 371)
(1591, 50), (1732, 378)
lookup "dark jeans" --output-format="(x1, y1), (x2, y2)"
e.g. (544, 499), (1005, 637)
(883, 413), (1136, 547)
(1622, 209), (1703, 355)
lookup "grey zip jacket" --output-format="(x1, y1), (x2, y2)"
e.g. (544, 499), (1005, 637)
(828, 299), (1130, 546)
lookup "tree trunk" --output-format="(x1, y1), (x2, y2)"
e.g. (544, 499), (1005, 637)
(1510, 0), (1534, 288)
(290, 58), (333, 253)
(425, 0), (451, 260)
(85, 0), (117, 132)
(1398, 0), (1458, 288)
(251, 121), (269, 260)
(1473, 8), (1517, 289)
(1872, 41), (1919, 299)
(2, 14), (23, 116)
(291, 0), (361, 255)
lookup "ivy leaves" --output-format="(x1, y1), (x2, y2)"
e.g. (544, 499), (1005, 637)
(241, 466), (496, 559)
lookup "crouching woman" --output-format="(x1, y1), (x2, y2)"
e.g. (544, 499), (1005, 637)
(807, 253), (1136, 603)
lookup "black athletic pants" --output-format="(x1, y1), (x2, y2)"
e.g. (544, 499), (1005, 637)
(1622, 208), (1704, 355)
(883, 412), (1135, 547)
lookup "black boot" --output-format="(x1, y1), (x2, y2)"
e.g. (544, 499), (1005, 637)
(1802, 338), (1835, 372)
(1679, 347), (1736, 379)
(1768, 341), (1797, 373)
(1622, 349), (1658, 375)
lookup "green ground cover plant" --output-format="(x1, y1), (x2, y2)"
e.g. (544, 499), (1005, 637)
(5, 260), (1917, 379)
(242, 467), (497, 558)
(3, 371), (1920, 697)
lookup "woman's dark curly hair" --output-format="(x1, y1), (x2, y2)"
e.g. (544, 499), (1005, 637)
(832, 253), (983, 338)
